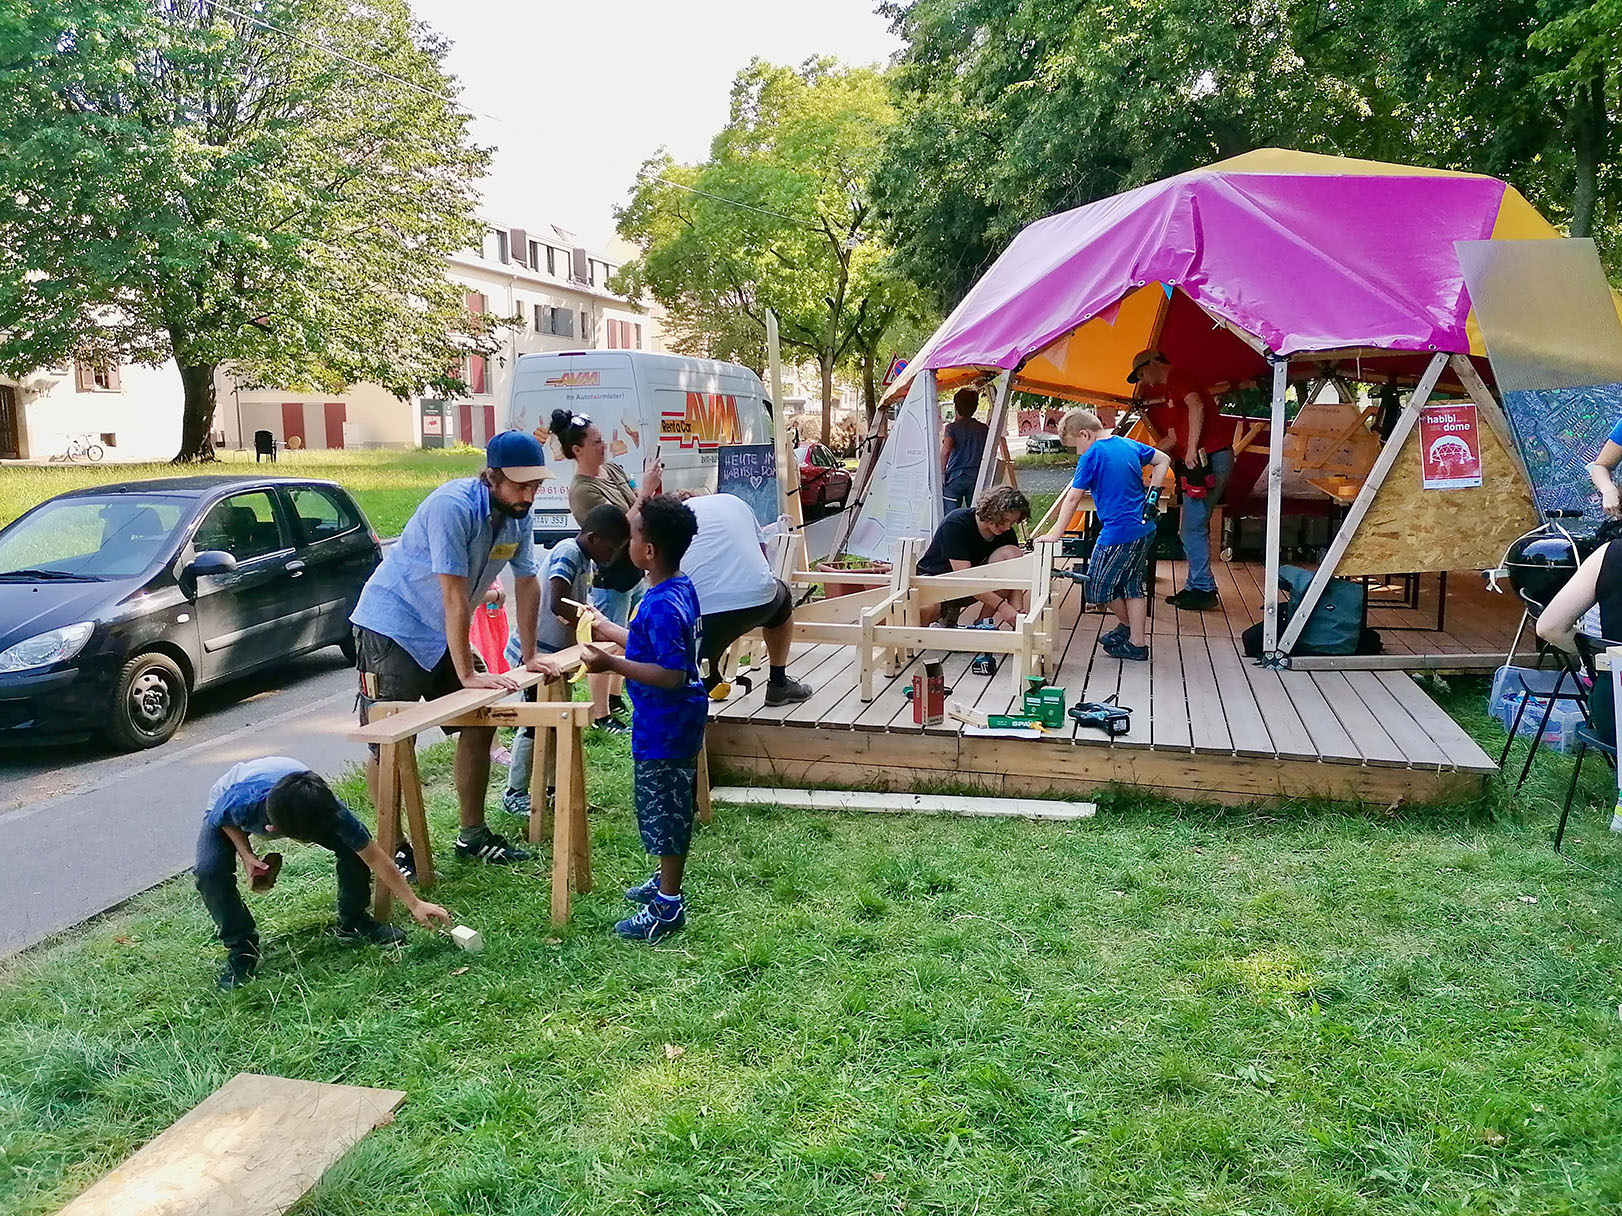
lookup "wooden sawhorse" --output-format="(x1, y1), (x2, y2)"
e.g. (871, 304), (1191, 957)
(359, 684), (596, 926)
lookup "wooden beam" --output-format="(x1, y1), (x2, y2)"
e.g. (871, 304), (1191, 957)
(766, 309), (807, 572)
(1261, 359), (1290, 654)
(1277, 351), (1449, 655)
(710, 786), (1097, 821)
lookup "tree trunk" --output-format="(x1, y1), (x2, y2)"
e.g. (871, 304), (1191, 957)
(175, 361), (219, 463)
(819, 353), (835, 446)
(861, 348), (878, 421)
(1570, 70), (1606, 238)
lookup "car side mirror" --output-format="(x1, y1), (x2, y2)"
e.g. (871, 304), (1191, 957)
(185, 549), (238, 578)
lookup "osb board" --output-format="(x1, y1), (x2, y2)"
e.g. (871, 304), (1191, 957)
(56, 1073), (405, 1216)
(1340, 406), (1538, 576)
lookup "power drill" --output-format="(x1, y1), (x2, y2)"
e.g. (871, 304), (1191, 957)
(1069, 695), (1132, 737)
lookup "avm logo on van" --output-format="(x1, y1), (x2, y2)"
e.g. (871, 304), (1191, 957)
(660, 392), (741, 450)
(544, 371), (601, 387)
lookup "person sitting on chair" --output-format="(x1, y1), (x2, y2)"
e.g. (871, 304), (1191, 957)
(1536, 523), (1622, 740)
(915, 486), (1032, 627)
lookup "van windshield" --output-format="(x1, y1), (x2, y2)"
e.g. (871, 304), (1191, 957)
(0, 495), (187, 580)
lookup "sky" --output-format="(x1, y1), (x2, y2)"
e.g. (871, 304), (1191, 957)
(407, 0), (903, 251)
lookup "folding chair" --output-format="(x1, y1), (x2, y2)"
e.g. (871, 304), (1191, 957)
(1554, 635), (1619, 859)
(1498, 638), (1591, 792)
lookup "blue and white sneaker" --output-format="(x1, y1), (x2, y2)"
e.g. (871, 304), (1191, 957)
(501, 788), (531, 818)
(1101, 623), (1129, 648)
(624, 871), (663, 905)
(614, 892), (685, 942)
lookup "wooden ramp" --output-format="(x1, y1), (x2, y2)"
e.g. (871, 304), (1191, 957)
(708, 563), (1497, 806)
(55, 1073), (404, 1216)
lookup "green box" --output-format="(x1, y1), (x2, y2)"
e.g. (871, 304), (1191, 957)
(1022, 684), (1067, 729)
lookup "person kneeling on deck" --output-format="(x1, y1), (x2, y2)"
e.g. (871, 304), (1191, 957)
(915, 486), (1033, 627)
(1037, 410), (1170, 662)
(196, 758), (451, 991)
(349, 431), (550, 875)
(679, 489), (812, 706)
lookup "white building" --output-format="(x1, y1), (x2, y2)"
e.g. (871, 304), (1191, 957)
(0, 217), (660, 461)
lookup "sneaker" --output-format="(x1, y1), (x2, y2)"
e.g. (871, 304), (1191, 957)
(614, 893), (686, 942)
(970, 654), (997, 676)
(454, 826), (532, 864)
(764, 677), (812, 707)
(624, 871), (663, 905)
(1166, 587), (1218, 611)
(336, 915), (409, 947)
(1102, 635), (1150, 662)
(591, 714), (631, 736)
(393, 842), (416, 882)
(609, 694), (628, 718)
(1100, 623), (1130, 648)
(502, 787), (532, 818)
(490, 744), (513, 766)
(216, 950), (259, 991)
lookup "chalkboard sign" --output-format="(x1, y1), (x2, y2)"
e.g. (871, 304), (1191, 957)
(716, 443), (780, 527)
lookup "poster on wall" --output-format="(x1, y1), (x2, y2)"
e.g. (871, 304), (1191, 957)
(716, 443), (780, 528)
(1418, 403), (1483, 489)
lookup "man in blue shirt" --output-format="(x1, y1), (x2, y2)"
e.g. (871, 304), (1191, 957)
(350, 431), (549, 869)
(1037, 411), (1171, 661)
(1586, 415), (1622, 518)
(196, 757), (451, 990)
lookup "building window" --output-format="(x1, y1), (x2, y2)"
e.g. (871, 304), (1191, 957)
(465, 290), (487, 315)
(466, 352), (488, 395)
(529, 240), (543, 271)
(553, 307), (574, 338)
(633, 322), (643, 349)
(493, 229), (509, 264)
(75, 359), (121, 392)
(534, 303), (544, 333)
(581, 310), (590, 342)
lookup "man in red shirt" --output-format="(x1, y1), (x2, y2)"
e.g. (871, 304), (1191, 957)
(1128, 349), (1234, 610)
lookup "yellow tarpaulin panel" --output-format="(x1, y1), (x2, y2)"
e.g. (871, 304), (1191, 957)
(1014, 284), (1164, 404)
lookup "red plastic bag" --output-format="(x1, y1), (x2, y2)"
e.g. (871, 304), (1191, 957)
(469, 602), (511, 674)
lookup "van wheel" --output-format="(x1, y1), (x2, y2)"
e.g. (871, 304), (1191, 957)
(105, 652), (189, 750)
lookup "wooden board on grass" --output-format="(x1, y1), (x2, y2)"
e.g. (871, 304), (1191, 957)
(55, 1073), (404, 1216)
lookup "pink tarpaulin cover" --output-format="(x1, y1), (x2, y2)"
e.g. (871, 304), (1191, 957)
(911, 168), (1508, 373)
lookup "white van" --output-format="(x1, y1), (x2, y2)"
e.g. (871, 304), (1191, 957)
(506, 350), (773, 542)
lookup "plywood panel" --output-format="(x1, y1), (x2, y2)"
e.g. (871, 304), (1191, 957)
(1339, 404), (1537, 576)
(56, 1073), (404, 1216)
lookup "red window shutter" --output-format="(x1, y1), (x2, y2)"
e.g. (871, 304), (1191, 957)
(482, 405), (496, 442)
(323, 402), (346, 449)
(75, 360), (94, 392)
(469, 353), (487, 395)
(510, 228), (528, 265)
(465, 291), (486, 314)
(106, 362), (122, 391)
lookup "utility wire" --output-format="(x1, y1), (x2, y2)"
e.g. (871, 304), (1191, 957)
(204, 0), (503, 122)
(640, 173), (819, 230)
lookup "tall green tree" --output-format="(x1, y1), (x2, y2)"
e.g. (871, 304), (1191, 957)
(615, 58), (932, 439)
(0, 0), (494, 460)
(875, 0), (1619, 311)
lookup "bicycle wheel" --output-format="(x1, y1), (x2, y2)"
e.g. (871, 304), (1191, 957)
(84, 444), (104, 462)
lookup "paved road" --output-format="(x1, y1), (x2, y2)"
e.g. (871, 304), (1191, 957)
(0, 647), (368, 959)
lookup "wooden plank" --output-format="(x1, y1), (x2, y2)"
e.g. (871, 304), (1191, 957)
(853, 651), (927, 730)
(394, 743), (436, 891)
(1113, 637), (1155, 746)
(1272, 667), (1363, 760)
(1288, 652), (1504, 672)
(1308, 670), (1407, 766)
(1373, 670), (1499, 773)
(1207, 639), (1275, 757)
(372, 743), (400, 921)
(1341, 671), (1450, 770)
(1149, 631), (1193, 750)
(1236, 657), (1322, 761)
(744, 645), (856, 725)
(56, 1073), (404, 1216)
(1177, 636), (1234, 753)
(711, 786), (1096, 820)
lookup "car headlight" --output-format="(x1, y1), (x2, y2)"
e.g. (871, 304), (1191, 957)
(0, 622), (95, 673)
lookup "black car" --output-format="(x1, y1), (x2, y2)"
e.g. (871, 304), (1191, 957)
(0, 477), (381, 749)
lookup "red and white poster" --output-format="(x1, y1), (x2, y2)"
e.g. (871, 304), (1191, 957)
(1418, 403), (1483, 489)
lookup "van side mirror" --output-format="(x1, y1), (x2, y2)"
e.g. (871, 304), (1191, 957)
(185, 549), (238, 578)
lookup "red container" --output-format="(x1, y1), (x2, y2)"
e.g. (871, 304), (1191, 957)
(912, 661), (945, 726)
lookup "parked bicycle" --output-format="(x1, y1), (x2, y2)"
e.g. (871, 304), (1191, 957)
(50, 434), (106, 463)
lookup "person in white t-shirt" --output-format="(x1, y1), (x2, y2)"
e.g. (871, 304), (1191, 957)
(680, 492), (812, 706)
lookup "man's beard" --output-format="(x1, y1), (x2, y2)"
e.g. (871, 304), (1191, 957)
(494, 498), (531, 520)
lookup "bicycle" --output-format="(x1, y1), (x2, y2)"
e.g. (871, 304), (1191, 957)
(51, 434), (105, 463)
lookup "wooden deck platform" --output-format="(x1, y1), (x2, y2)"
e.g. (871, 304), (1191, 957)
(706, 561), (1500, 806)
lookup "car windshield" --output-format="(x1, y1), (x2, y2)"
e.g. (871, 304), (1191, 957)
(0, 495), (188, 580)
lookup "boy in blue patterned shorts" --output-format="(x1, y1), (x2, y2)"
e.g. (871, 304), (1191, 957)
(582, 494), (708, 942)
(1037, 410), (1171, 662)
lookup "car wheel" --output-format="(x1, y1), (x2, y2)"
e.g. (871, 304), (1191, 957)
(105, 651), (189, 750)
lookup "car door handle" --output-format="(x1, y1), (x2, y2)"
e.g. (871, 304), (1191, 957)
(286, 560), (306, 577)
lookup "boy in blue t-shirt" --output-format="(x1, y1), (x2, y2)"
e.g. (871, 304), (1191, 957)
(1036, 411), (1171, 661)
(195, 758), (451, 990)
(582, 494), (708, 942)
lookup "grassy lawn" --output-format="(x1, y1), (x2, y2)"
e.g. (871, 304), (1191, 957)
(4, 682), (1622, 1214)
(0, 448), (484, 536)
(1015, 451), (1078, 469)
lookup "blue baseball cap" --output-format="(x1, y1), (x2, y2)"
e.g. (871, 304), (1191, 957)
(485, 430), (551, 483)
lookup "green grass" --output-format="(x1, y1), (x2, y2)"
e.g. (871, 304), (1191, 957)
(0, 448), (484, 536)
(4, 695), (1622, 1215)
(1015, 451), (1077, 469)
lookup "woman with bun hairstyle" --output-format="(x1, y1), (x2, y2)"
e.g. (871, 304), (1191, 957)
(551, 408), (662, 732)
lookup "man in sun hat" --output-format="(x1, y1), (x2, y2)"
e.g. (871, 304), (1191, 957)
(349, 430), (552, 870)
(1128, 349), (1236, 611)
